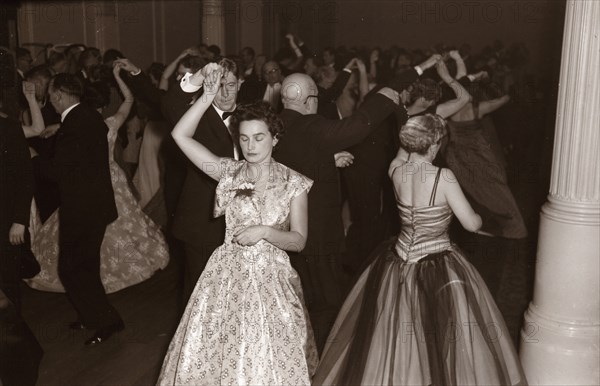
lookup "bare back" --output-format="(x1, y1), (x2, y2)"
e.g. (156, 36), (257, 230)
(390, 162), (446, 208)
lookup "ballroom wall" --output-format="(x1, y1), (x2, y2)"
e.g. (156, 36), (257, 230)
(283, 0), (565, 71)
(15, 0), (565, 72)
(16, 0), (202, 69)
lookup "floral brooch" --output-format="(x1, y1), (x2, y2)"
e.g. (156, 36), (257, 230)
(234, 182), (255, 198)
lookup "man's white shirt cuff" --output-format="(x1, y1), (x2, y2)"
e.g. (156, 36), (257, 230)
(180, 72), (202, 93)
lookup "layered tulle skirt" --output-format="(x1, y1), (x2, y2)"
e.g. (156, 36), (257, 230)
(313, 240), (527, 385)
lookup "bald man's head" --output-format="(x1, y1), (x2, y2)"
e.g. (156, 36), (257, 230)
(281, 73), (319, 114)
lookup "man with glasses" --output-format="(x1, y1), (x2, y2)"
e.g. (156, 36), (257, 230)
(238, 60), (283, 111)
(274, 72), (400, 351)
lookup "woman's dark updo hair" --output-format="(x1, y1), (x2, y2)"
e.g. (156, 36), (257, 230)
(229, 101), (284, 141)
(409, 78), (442, 104)
(399, 114), (447, 155)
(83, 81), (111, 109)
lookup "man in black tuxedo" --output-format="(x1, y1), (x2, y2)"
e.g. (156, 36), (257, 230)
(0, 114), (42, 386)
(169, 59), (241, 301)
(238, 60), (283, 112)
(114, 56), (205, 230)
(275, 73), (400, 350)
(342, 55), (442, 273)
(33, 73), (123, 345)
(0, 115), (34, 311)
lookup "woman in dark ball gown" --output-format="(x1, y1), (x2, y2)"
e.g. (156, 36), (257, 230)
(313, 114), (527, 386)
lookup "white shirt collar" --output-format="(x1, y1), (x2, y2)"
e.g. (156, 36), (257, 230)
(211, 105), (239, 160)
(61, 103), (80, 122)
(212, 104), (235, 121)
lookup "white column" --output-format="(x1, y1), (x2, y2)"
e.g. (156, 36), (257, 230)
(202, 0), (226, 52)
(520, 1), (600, 385)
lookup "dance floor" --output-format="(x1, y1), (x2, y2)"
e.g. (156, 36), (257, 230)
(20, 107), (545, 384)
(20, 234), (535, 385)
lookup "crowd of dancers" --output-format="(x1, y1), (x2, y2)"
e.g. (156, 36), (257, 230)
(0, 35), (530, 385)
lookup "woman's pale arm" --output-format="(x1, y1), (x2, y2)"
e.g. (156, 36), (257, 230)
(442, 168), (482, 232)
(171, 65), (223, 181)
(435, 60), (471, 118)
(159, 49), (191, 91)
(233, 191), (309, 252)
(110, 63), (135, 129)
(356, 58), (370, 106)
(21, 81), (45, 138)
(478, 95), (510, 117)
(449, 50), (467, 80)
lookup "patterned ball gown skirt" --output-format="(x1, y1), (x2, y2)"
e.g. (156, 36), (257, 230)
(313, 204), (528, 386)
(157, 158), (318, 385)
(27, 156), (169, 293)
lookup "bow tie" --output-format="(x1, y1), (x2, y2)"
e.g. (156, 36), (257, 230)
(222, 111), (234, 120)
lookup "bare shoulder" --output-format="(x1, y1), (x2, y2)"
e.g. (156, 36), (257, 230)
(388, 157), (407, 178)
(437, 167), (459, 190)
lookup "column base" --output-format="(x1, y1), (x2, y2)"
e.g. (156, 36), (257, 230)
(520, 199), (600, 385)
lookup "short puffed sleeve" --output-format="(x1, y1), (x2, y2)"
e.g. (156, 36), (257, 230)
(288, 169), (313, 199)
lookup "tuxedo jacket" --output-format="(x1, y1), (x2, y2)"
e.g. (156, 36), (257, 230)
(317, 69), (351, 120)
(171, 105), (236, 245)
(238, 79), (268, 105)
(275, 93), (397, 256)
(35, 104), (117, 241)
(238, 80), (283, 113)
(0, 117), (34, 241)
(354, 67), (422, 162)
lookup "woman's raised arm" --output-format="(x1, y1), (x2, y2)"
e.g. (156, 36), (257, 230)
(171, 64), (224, 181)
(21, 81), (45, 138)
(110, 62), (135, 129)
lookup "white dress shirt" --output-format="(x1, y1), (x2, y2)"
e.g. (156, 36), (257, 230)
(262, 82), (281, 110)
(213, 105), (239, 161)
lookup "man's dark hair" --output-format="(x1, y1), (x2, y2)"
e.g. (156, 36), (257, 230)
(207, 45), (221, 57)
(78, 47), (101, 68)
(83, 81), (110, 109)
(25, 64), (52, 82)
(241, 47), (255, 58)
(147, 62), (165, 81)
(47, 51), (67, 67)
(102, 48), (124, 64)
(218, 57), (239, 79)
(179, 55), (206, 74)
(50, 73), (84, 99)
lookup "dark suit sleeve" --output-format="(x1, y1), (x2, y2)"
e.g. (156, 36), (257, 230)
(161, 82), (198, 127)
(299, 43), (312, 57)
(320, 70), (351, 104)
(238, 80), (265, 105)
(126, 72), (165, 111)
(314, 93), (397, 154)
(7, 122), (34, 226)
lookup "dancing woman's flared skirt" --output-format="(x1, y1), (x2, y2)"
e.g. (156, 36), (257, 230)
(313, 240), (527, 385)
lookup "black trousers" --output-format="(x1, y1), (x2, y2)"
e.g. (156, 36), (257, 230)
(0, 243), (21, 312)
(0, 296), (43, 386)
(58, 224), (122, 329)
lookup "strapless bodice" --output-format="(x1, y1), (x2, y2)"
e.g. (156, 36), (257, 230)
(394, 202), (454, 263)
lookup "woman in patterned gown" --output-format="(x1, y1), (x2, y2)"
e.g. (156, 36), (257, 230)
(313, 114), (527, 385)
(27, 63), (169, 294)
(157, 64), (317, 385)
